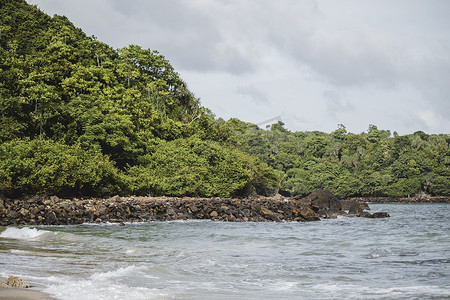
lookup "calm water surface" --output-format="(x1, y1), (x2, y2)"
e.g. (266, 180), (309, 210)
(0, 204), (449, 299)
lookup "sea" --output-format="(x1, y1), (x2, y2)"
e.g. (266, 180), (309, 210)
(0, 203), (449, 300)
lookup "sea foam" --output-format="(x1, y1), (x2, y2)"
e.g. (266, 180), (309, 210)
(90, 265), (148, 281)
(44, 265), (168, 300)
(0, 227), (54, 240)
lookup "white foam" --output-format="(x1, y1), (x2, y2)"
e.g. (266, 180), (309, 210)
(124, 248), (139, 255)
(43, 266), (170, 300)
(270, 281), (298, 291)
(9, 249), (31, 254)
(90, 265), (148, 281)
(44, 280), (166, 300)
(0, 227), (54, 240)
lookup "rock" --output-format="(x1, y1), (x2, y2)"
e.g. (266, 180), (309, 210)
(5, 276), (30, 288)
(359, 211), (373, 218)
(259, 207), (281, 222)
(370, 212), (390, 218)
(227, 214), (236, 222)
(19, 208), (29, 216)
(260, 207), (274, 216)
(294, 197), (313, 206)
(348, 202), (369, 215)
(307, 189), (342, 211)
(109, 195), (121, 202)
(340, 200), (354, 210)
(96, 204), (108, 215)
(267, 214), (282, 222)
(7, 210), (19, 219)
(318, 209), (342, 219)
(50, 195), (60, 202)
(45, 210), (59, 224)
(290, 205), (318, 221)
(187, 204), (198, 213)
(0, 191), (392, 225)
(273, 194), (283, 200)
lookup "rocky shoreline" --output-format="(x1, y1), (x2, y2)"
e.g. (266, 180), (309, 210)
(0, 190), (401, 226)
(349, 195), (450, 204)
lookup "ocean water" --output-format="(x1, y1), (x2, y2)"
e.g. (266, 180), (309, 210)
(0, 203), (449, 300)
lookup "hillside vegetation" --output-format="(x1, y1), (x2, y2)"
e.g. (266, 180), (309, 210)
(1, 0), (448, 198)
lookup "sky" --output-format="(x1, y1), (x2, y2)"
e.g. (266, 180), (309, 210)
(27, 0), (450, 135)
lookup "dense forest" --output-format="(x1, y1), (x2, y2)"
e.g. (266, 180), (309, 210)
(1, 0), (449, 198)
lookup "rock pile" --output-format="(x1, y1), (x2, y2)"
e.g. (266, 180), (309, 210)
(0, 190), (389, 226)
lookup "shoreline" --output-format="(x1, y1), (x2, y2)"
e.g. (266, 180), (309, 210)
(0, 288), (56, 300)
(1, 191), (447, 226)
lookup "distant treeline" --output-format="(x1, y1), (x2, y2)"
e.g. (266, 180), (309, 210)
(226, 121), (449, 197)
(0, 0), (448, 198)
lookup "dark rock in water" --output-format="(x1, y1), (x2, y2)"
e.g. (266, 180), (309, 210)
(369, 212), (390, 218)
(358, 211), (389, 218)
(359, 211), (373, 218)
(306, 189), (342, 211)
(318, 209), (345, 219)
(348, 202), (370, 215)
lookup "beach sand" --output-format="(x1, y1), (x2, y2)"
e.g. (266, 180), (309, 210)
(0, 288), (57, 300)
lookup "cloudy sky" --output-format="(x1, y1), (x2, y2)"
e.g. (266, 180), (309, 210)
(27, 0), (450, 135)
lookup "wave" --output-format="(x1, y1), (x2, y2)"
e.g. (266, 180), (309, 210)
(90, 265), (147, 281)
(0, 227), (55, 240)
(43, 265), (172, 300)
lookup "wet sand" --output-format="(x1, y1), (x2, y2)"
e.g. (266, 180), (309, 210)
(0, 288), (56, 300)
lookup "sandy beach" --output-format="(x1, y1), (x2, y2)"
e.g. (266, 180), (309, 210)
(0, 288), (56, 300)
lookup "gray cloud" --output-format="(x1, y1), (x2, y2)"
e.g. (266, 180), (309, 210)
(323, 90), (354, 117)
(236, 84), (270, 104)
(26, 0), (450, 134)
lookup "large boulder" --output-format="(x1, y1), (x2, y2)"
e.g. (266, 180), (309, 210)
(306, 189), (342, 211)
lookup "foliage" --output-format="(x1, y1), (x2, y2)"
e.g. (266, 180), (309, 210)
(227, 121), (449, 197)
(0, 139), (117, 196)
(124, 137), (279, 198)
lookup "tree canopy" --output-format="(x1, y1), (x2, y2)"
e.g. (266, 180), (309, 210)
(227, 121), (449, 197)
